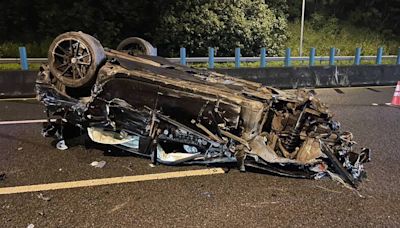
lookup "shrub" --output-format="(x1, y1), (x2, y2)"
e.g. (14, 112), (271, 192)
(154, 0), (288, 57)
(0, 40), (50, 58)
(287, 20), (400, 56)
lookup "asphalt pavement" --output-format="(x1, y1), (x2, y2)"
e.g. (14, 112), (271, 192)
(0, 86), (399, 227)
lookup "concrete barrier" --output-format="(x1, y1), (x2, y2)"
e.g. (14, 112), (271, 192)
(215, 65), (400, 89)
(0, 71), (37, 98)
(1, 65), (400, 98)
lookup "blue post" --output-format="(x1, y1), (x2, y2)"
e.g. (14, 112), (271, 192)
(180, 47), (186, 65)
(19, 47), (29, 70)
(235, 48), (241, 68)
(309, 48), (316, 66)
(329, 47), (336, 66)
(152, 47), (158, 56)
(284, 48), (291, 67)
(376, 47), (383, 65)
(354, 47), (361, 65)
(208, 47), (215, 69)
(260, 48), (266, 68)
(397, 48), (400, 65)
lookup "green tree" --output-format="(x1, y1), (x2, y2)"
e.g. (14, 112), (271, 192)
(33, 0), (151, 47)
(155, 0), (288, 57)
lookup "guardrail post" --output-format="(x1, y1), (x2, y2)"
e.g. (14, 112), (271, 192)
(260, 48), (266, 68)
(376, 47), (383, 65)
(180, 47), (186, 65)
(208, 47), (215, 69)
(309, 48), (315, 66)
(329, 47), (335, 66)
(284, 48), (291, 67)
(354, 47), (361, 65)
(397, 48), (400, 65)
(151, 47), (158, 56)
(235, 48), (241, 68)
(19, 47), (29, 70)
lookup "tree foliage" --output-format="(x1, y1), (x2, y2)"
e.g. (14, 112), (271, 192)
(155, 0), (288, 57)
(0, 0), (399, 57)
(0, 0), (157, 47)
(287, 0), (400, 38)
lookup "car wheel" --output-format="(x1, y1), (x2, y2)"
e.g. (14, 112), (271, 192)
(48, 31), (106, 88)
(117, 37), (154, 56)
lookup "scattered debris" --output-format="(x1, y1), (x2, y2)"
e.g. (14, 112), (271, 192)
(36, 31), (371, 189)
(326, 170), (365, 198)
(27, 224), (35, 228)
(17, 147), (23, 151)
(148, 164), (156, 168)
(108, 201), (129, 214)
(90, 161), (107, 168)
(37, 193), (51, 201)
(201, 192), (212, 198)
(56, 140), (68, 150)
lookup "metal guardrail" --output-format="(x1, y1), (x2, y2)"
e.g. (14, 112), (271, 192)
(0, 58), (47, 64)
(0, 56), (397, 64)
(2, 45), (400, 70)
(167, 55), (397, 63)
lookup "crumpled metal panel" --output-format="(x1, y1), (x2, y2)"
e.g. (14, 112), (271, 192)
(36, 32), (370, 188)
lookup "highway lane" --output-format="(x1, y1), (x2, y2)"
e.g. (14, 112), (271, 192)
(0, 86), (399, 227)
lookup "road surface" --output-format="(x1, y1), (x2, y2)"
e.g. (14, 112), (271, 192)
(0, 86), (399, 227)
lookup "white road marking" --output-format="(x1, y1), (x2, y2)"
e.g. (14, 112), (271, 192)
(0, 119), (58, 125)
(371, 103), (378, 106)
(284, 85), (395, 92)
(385, 103), (392, 106)
(0, 168), (225, 195)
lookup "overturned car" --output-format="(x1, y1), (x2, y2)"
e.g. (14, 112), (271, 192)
(36, 32), (370, 187)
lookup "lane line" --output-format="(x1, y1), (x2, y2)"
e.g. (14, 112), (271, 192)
(0, 168), (225, 195)
(368, 103), (399, 108)
(0, 98), (37, 101)
(333, 88), (344, 94)
(284, 85), (395, 92)
(0, 119), (61, 125)
(366, 88), (381, 93)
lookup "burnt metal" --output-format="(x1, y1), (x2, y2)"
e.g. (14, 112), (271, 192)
(36, 32), (371, 188)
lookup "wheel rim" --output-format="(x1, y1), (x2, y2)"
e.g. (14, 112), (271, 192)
(51, 38), (92, 81)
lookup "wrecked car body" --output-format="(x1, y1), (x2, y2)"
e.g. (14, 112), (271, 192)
(36, 32), (370, 187)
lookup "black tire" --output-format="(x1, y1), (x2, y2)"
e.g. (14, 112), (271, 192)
(116, 37), (154, 56)
(48, 31), (106, 88)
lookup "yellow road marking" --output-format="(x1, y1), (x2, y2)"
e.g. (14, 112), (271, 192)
(0, 97), (36, 101)
(0, 119), (53, 125)
(0, 118), (67, 125)
(0, 168), (225, 195)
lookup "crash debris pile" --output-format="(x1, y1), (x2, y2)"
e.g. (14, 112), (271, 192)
(36, 31), (370, 187)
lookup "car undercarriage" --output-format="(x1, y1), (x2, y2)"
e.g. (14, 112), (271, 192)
(36, 31), (370, 188)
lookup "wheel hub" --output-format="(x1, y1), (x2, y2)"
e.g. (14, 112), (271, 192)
(71, 57), (77, 64)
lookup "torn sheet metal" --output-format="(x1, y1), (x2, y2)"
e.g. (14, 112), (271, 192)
(36, 31), (370, 188)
